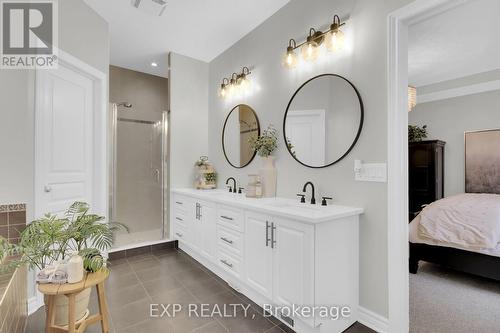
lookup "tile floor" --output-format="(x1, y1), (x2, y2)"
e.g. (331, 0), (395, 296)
(26, 248), (375, 333)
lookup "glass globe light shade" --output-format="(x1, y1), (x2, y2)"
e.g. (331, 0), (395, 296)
(325, 29), (345, 52)
(301, 41), (319, 62)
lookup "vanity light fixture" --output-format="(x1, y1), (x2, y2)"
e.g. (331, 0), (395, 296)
(283, 14), (346, 69)
(219, 67), (252, 99)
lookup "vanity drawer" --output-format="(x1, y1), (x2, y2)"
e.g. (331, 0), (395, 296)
(173, 195), (189, 213)
(217, 205), (243, 232)
(173, 222), (187, 243)
(217, 248), (241, 278)
(216, 225), (243, 257)
(173, 211), (187, 226)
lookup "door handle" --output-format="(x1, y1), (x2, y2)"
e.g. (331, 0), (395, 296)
(271, 222), (277, 249)
(44, 185), (52, 193)
(265, 221), (271, 247)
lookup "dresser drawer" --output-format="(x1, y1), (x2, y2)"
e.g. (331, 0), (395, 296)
(216, 225), (243, 257)
(217, 248), (241, 278)
(217, 205), (243, 232)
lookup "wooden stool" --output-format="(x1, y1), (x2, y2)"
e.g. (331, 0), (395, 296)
(38, 270), (110, 333)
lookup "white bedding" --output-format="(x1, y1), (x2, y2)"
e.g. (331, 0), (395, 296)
(409, 193), (500, 258)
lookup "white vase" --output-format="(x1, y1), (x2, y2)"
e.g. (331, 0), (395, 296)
(259, 156), (277, 198)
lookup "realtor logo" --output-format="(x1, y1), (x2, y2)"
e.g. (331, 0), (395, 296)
(1, 0), (58, 69)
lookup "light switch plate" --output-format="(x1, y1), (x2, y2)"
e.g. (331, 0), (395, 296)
(355, 163), (387, 182)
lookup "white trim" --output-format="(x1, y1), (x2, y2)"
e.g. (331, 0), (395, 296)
(358, 306), (388, 333)
(387, 1), (463, 332)
(418, 79), (500, 104)
(28, 296), (43, 315)
(109, 238), (173, 253)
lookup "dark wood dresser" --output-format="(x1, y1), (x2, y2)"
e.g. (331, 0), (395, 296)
(409, 140), (446, 220)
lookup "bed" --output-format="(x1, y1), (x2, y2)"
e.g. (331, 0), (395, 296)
(409, 129), (500, 281)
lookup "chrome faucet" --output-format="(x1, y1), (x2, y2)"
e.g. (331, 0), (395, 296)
(302, 181), (316, 204)
(226, 177), (237, 193)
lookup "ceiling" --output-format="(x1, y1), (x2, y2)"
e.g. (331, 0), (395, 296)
(408, 0), (500, 87)
(84, 0), (290, 77)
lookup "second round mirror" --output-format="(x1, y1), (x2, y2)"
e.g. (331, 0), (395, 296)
(222, 104), (260, 168)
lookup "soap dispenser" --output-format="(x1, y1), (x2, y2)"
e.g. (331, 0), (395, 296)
(67, 252), (84, 284)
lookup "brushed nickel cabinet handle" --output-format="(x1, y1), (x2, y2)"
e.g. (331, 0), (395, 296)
(266, 221), (270, 247)
(271, 222), (277, 249)
(175, 201), (183, 205)
(175, 232), (183, 238)
(220, 237), (233, 244)
(220, 259), (233, 268)
(220, 215), (234, 221)
(176, 217), (183, 221)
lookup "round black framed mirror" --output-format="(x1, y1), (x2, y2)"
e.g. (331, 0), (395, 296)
(222, 104), (260, 168)
(283, 74), (364, 168)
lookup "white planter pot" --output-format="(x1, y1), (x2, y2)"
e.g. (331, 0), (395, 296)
(259, 156), (277, 197)
(44, 287), (91, 326)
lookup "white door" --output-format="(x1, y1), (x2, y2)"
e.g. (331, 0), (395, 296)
(35, 65), (95, 216)
(272, 218), (315, 325)
(200, 203), (216, 261)
(244, 212), (273, 297)
(285, 110), (326, 166)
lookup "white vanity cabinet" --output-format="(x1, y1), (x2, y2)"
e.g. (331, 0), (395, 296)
(171, 195), (216, 261)
(171, 189), (363, 333)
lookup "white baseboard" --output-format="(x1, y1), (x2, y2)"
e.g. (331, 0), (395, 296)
(28, 296), (43, 315)
(358, 306), (388, 333)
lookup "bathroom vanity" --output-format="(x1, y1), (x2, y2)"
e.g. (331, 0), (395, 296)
(171, 189), (363, 333)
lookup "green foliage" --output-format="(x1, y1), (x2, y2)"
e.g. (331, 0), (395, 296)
(5, 202), (128, 273)
(409, 125), (428, 142)
(248, 125), (279, 157)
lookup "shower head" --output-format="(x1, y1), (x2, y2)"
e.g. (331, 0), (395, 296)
(116, 102), (132, 108)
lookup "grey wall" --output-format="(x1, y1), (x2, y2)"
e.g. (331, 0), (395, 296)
(169, 53), (209, 188)
(208, 0), (412, 318)
(0, 0), (109, 301)
(409, 90), (500, 196)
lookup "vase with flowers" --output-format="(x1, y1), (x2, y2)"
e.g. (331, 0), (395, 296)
(248, 124), (278, 197)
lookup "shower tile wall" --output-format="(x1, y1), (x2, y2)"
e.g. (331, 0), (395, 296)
(110, 66), (169, 245)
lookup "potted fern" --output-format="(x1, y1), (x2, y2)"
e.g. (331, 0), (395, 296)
(3, 201), (127, 326)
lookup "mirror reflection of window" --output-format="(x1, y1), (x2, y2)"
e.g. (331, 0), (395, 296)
(284, 75), (363, 168)
(223, 104), (260, 168)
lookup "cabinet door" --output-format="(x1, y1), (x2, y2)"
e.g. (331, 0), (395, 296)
(272, 218), (314, 315)
(190, 202), (203, 252)
(200, 204), (216, 261)
(244, 212), (273, 297)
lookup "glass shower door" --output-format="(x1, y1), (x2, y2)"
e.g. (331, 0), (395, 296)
(110, 104), (167, 248)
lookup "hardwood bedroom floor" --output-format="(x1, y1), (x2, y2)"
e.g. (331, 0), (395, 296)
(410, 262), (500, 333)
(26, 248), (375, 333)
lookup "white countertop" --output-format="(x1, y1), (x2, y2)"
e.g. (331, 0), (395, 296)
(172, 188), (364, 224)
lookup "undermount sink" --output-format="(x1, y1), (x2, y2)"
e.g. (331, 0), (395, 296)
(263, 200), (323, 212)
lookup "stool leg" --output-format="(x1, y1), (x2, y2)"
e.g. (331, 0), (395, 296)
(45, 295), (55, 333)
(96, 282), (110, 333)
(68, 294), (76, 333)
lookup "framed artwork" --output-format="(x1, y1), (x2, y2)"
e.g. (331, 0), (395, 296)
(465, 129), (500, 194)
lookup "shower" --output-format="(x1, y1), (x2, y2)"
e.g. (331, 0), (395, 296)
(109, 101), (169, 249)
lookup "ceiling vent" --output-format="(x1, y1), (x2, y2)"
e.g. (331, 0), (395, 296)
(132, 0), (167, 16)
